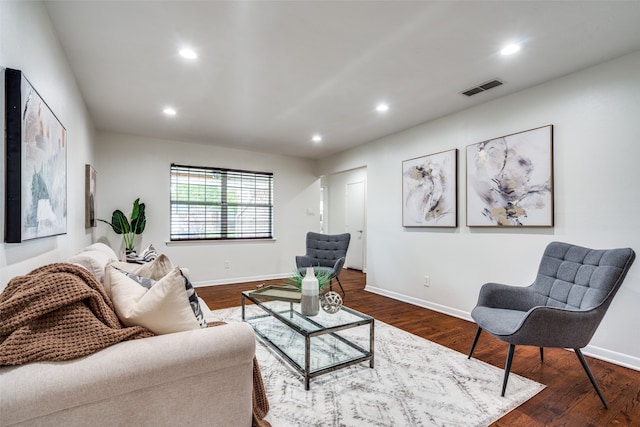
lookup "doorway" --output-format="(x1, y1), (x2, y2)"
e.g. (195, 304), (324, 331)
(345, 180), (366, 271)
(321, 167), (367, 272)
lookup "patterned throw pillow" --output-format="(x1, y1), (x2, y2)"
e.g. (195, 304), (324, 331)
(113, 266), (156, 289)
(180, 270), (208, 328)
(139, 244), (159, 262)
(125, 244), (159, 264)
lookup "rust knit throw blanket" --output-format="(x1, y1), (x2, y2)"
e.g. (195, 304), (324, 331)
(0, 263), (154, 365)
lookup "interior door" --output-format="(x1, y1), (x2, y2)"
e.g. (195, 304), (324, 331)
(345, 181), (366, 271)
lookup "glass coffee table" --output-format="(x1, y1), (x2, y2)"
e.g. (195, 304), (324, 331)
(242, 286), (374, 390)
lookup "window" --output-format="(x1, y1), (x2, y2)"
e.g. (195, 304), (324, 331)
(170, 164), (273, 240)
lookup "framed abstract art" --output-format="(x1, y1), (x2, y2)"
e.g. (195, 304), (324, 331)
(466, 125), (553, 227)
(5, 68), (67, 242)
(402, 148), (457, 227)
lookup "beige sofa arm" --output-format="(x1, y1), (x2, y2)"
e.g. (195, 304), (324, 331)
(1, 322), (256, 427)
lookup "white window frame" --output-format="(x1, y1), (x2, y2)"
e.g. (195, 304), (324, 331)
(170, 164), (274, 241)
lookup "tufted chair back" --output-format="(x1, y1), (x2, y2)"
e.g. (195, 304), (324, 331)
(532, 242), (635, 311)
(304, 232), (351, 268)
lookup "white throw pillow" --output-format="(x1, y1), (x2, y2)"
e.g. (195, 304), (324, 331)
(110, 254), (174, 280)
(65, 250), (114, 284)
(79, 243), (119, 261)
(107, 265), (201, 334)
(104, 254), (174, 297)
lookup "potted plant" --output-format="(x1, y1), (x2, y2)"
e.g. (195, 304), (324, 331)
(99, 198), (146, 254)
(288, 267), (333, 291)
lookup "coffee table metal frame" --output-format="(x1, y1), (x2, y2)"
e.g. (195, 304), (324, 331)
(242, 289), (374, 390)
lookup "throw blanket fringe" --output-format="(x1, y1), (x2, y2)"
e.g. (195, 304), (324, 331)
(0, 263), (153, 365)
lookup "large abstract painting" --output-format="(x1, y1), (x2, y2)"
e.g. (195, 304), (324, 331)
(402, 149), (457, 227)
(5, 68), (67, 242)
(466, 125), (553, 227)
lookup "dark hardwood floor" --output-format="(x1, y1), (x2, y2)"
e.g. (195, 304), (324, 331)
(197, 269), (640, 426)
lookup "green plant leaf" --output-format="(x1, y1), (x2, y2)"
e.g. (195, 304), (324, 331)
(98, 209), (130, 235)
(130, 200), (146, 235)
(130, 198), (140, 223)
(288, 267), (332, 290)
(114, 210), (130, 234)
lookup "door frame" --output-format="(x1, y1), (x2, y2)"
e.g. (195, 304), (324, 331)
(345, 179), (366, 272)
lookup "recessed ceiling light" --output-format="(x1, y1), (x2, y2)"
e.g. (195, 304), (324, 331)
(179, 48), (197, 59)
(312, 134), (322, 143)
(376, 103), (389, 112)
(163, 107), (177, 116)
(500, 44), (521, 56)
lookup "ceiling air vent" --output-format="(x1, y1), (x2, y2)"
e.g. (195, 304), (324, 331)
(462, 79), (503, 97)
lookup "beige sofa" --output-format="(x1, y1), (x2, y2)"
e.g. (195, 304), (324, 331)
(0, 245), (256, 427)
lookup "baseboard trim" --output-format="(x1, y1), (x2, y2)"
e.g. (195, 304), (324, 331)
(581, 345), (640, 371)
(364, 285), (640, 371)
(364, 285), (472, 322)
(193, 273), (290, 287)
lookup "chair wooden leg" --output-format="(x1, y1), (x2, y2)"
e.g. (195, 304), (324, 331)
(502, 344), (516, 397)
(575, 348), (608, 409)
(540, 347), (544, 363)
(468, 327), (483, 359)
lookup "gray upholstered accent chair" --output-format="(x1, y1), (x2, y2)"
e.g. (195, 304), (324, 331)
(468, 241), (635, 408)
(296, 232), (351, 295)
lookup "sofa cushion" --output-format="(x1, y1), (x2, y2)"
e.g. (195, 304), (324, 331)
(107, 266), (201, 334)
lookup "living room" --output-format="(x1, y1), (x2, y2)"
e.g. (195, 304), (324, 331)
(1, 1), (640, 425)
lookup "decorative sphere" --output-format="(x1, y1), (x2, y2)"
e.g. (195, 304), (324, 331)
(321, 291), (343, 314)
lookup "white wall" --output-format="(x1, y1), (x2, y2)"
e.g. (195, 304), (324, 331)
(0, 1), (97, 289)
(319, 50), (640, 369)
(95, 132), (320, 284)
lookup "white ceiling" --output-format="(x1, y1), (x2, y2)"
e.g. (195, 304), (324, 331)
(45, 1), (640, 159)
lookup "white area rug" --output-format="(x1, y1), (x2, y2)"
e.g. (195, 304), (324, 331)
(210, 306), (545, 427)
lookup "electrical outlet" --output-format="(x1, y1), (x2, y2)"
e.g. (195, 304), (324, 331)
(424, 275), (430, 287)
(224, 260), (231, 269)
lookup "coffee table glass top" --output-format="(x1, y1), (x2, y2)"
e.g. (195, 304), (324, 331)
(242, 287), (374, 389)
(243, 286), (372, 333)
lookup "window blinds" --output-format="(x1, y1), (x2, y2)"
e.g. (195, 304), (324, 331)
(170, 164), (273, 240)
